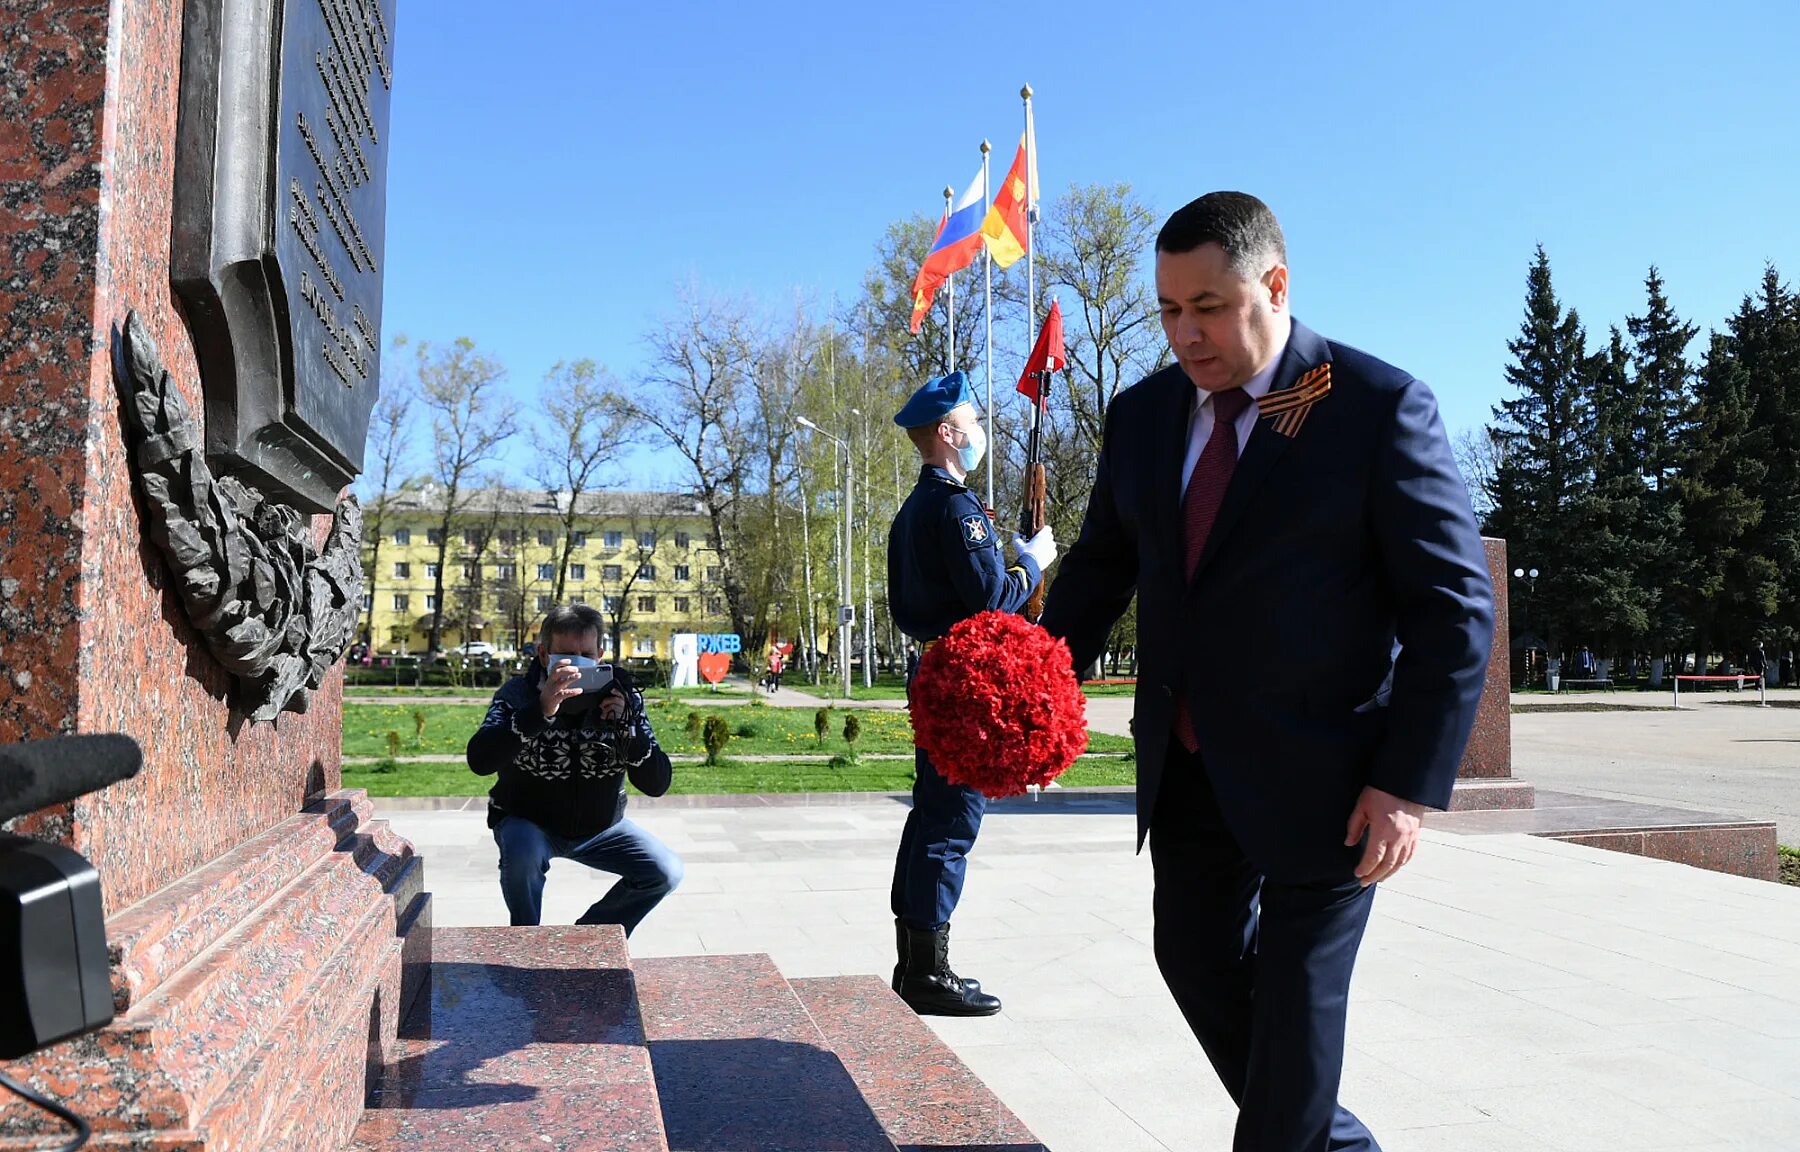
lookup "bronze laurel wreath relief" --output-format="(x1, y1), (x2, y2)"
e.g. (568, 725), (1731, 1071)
(113, 311), (363, 722)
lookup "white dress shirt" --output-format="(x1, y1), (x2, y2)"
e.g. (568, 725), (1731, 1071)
(1180, 347), (1286, 501)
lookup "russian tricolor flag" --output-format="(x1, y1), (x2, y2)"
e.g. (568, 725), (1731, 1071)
(909, 167), (987, 332)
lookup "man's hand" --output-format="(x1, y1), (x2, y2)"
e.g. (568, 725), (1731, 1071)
(539, 659), (583, 718)
(1344, 785), (1426, 887)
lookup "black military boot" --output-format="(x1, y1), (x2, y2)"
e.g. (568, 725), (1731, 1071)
(895, 923), (1000, 1017)
(893, 918), (980, 994)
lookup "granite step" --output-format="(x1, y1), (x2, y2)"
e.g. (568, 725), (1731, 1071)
(633, 954), (897, 1152)
(790, 977), (1046, 1152)
(350, 925), (667, 1152)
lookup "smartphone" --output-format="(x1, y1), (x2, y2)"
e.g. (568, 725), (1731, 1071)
(574, 663), (614, 694)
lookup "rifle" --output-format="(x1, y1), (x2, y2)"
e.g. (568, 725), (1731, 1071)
(1018, 367), (1049, 622)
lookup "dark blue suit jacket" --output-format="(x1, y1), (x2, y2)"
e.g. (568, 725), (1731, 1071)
(1040, 320), (1494, 882)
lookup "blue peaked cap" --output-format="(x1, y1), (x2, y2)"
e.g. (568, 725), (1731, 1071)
(893, 371), (974, 428)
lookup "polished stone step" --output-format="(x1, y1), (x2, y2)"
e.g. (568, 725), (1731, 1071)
(791, 976), (1046, 1152)
(351, 926), (667, 1152)
(633, 954), (896, 1152)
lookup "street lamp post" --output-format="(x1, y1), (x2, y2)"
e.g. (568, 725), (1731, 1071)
(798, 415), (854, 699)
(1512, 566), (1542, 687)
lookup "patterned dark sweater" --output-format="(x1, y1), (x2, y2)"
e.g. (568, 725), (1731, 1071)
(467, 666), (672, 840)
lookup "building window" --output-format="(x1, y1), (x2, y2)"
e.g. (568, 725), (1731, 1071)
(706, 567), (721, 583)
(637, 596), (656, 613)
(603, 564), (622, 581)
(462, 529), (479, 547)
(675, 531), (690, 549)
(570, 595), (586, 605)
(536, 594), (551, 612)
(569, 564), (586, 581)
(362, 593), (373, 611)
(537, 530), (553, 547)
(393, 528), (410, 545)
(638, 531), (656, 548)
(537, 563), (555, 581)
(393, 561), (410, 578)
(637, 564), (656, 580)
(460, 563), (474, 581)
(573, 531), (588, 548)
(498, 529), (517, 547)
(425, 594), (438, 611)
(421, 563), (436, 579)
(603, 596), (619, 612)
(392, 593), (409, 611)
(634, 637), (657, 656)
(675, 564), (691, 582)
(707, 596), (723, 615)
(674, 596), (690, 614)
(604, 530), (622, 548)
(426, 529), (442, 545)
(497, 563), (515, 581)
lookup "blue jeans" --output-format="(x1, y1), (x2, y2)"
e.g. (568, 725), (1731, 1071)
(493, 814), (684, 934)
(889, 748), (987, 930)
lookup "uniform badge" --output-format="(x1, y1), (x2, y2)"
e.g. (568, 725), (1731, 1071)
(961, 514), (990, 548)
(1257, 363), (1332, 438)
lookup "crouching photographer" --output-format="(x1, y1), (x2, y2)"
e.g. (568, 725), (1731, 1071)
(467, 604), (683, 934)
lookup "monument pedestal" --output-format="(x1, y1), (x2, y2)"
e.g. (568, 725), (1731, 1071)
(1447, 539), (1535, 811)
(1, 3), (414, 1145)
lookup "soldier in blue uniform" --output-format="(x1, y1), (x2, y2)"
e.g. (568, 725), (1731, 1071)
(886, 371), (1057, 1016)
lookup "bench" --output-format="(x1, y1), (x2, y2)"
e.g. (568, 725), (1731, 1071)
(1558, 677), (1614, 691)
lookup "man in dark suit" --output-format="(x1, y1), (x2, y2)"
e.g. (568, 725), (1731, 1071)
(1040, 192), (1494, 1152)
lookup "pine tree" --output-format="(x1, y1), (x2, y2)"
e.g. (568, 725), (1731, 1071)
(1487, 247), (1594, 663)
(1676, 330), (1775, 667)
(1625, 268), (1698, 664)
(1734, 268), (1800, 648)
(1568, 328), (1651, 668)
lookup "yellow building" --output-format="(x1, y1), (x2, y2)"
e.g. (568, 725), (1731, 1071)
(360, 486), (731, 661)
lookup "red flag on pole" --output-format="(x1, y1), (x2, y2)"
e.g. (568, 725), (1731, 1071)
(1016, 299), (1065, 403)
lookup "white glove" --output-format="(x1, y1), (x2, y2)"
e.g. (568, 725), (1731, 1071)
(1014, 525), (1057, 570)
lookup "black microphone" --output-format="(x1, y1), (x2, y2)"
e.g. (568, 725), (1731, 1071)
(0, 736), (142, 824)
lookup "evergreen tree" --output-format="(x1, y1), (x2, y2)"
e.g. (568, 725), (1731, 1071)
(1625, 268), (1698, 659)
(1486, 247), (1594, 661)
(1675, 329), (1775, 666)
(1734, 268), (1800, 648)
(1568, 328), (1651, 664)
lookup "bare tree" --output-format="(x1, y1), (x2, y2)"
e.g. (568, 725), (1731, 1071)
(592, 495), (679, 662)
(626, 288), (764, 648)
(358, 340), (416, 647)
(417, 338), (518, 654)
(1039, 182), (1166, 457)
(532, 358), (633, 601)
(1452, 425), (1505, 528)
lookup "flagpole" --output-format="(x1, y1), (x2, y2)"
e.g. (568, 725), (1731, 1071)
(981, 139), (994, 509)
(943, 185), (955, 375)
(1022, 83), (1038, 442)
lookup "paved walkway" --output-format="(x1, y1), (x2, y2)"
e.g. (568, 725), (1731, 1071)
(383, 795), (1800, 1151)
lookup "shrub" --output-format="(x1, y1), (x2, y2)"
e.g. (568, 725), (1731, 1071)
(702, 715), (732, 765)
(813, 708), (830, 746)
(685, 710), (703, 737)
(842, 713), (862, 757)
(733, 721), (759, 739)
(368, 758), (400, 775)
(384, 731), (402, 759)
(411, 707), (427, 746)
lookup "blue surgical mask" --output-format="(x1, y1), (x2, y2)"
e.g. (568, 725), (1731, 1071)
(955, 422), (987, 473)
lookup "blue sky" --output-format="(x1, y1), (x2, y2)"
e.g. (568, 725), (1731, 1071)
(381, 0), (1799, 486)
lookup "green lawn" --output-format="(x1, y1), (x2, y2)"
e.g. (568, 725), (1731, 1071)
(343, 752), (1137, 798)
(344, 700), (1131, 761)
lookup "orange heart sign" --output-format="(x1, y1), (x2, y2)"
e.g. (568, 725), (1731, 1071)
(697, 652), (730, 684)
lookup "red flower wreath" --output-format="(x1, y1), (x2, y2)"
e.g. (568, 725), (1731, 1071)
(909, 611), (1089, 798)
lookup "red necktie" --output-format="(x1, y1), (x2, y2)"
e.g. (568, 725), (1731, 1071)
(1173, 387), (1252, 752)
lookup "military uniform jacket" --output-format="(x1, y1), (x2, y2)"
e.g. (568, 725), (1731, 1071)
(888, 465), (1042, 642)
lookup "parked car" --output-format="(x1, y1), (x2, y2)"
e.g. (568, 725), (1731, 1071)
(448, 641), (502, 660)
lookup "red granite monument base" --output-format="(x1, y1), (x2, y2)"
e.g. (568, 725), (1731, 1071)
(1, 3), (423, 1146)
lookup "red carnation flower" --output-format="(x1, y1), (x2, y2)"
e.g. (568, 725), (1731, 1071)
(910, 611), (1088, 798)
